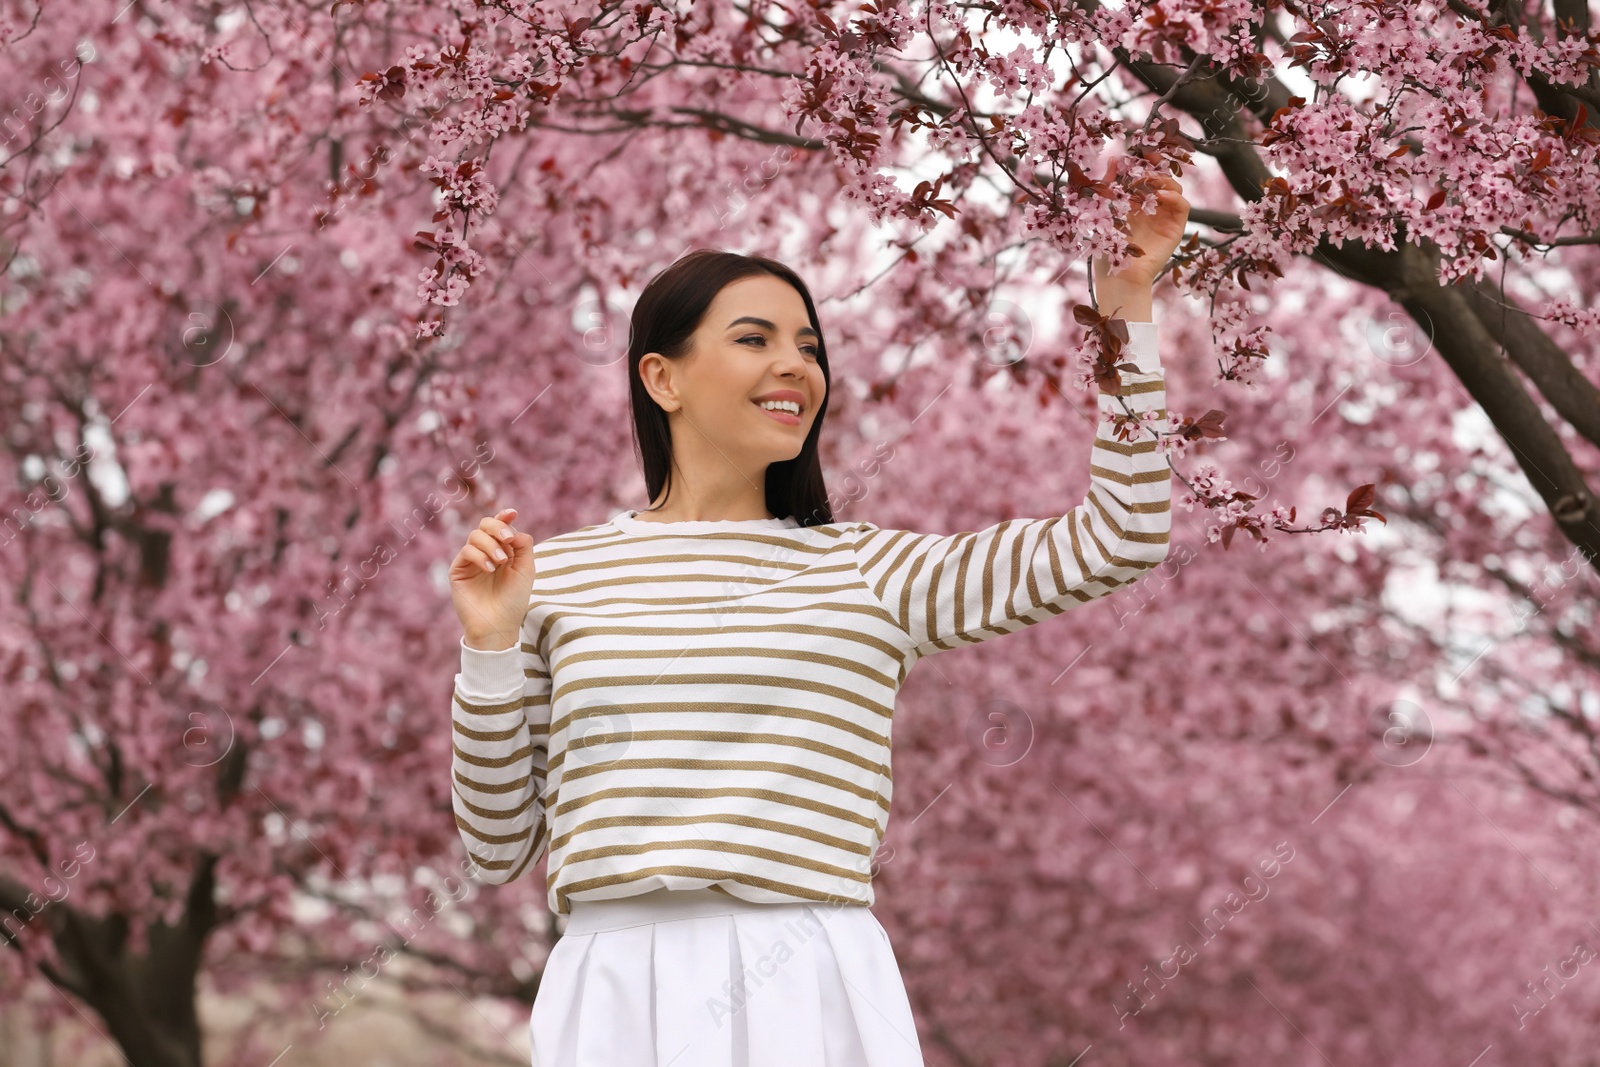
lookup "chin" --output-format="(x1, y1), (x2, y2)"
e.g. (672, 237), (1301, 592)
(755, 439), (806, 464)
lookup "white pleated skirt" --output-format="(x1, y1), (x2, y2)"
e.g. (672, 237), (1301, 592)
(528, 887), (926, 1067)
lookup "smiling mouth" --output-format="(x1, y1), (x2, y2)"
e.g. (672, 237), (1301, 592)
(752, 400), (803, 425)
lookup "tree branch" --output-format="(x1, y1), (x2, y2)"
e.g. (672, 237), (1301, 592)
(1460, 277), (1600, 451)
(1072, 0), (1600, 575)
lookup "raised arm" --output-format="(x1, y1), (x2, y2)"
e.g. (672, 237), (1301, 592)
(849, 319), (1171, 658)
(449, 632), (554, 884)
(446, 506), (550, 884)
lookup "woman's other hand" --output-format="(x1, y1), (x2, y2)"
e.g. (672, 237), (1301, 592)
(449, 507), (537, 651)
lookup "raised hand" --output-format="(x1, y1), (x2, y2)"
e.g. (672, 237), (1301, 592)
(1093, 155), (1191, 294)
(449, 507), (537, 651)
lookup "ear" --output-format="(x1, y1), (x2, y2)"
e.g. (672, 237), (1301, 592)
(637, 352), (681, 413)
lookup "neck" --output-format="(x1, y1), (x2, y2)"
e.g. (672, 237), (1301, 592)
(638, 482), (773, 524)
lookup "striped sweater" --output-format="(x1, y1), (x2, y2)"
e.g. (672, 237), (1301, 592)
(449, 320), (1170, 915)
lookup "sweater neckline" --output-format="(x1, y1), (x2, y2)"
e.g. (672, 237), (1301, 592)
(610, 510), (802, 535)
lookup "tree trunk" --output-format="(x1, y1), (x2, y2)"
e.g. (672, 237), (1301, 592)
(0, 852), (219, 1067)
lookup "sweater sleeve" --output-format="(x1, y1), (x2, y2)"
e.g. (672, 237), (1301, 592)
(849, 319), (1171, 659)
(449, 630), (554, 884)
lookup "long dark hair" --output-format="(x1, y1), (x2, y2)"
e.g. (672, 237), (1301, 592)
(626, 247), (835, 527)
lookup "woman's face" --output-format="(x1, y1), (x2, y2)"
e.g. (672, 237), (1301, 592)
(641, 273), (827, 469)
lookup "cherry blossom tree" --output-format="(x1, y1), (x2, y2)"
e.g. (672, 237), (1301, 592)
(1, 1), (1597, 1066)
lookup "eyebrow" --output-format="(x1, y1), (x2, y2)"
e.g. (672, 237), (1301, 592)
(727, 315), (820, 342)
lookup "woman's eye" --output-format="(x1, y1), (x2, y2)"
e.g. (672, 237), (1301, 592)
(738, 335), (820, 359)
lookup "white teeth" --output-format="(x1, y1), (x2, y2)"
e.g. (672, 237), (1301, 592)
(757, 400), (801, 415)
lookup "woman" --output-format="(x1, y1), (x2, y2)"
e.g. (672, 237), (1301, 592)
(447, 164), (1188, 1066)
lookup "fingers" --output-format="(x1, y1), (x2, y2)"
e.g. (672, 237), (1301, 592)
(453, 541), (495, 577)
(469, 528), (509, 569)
(481, 510), (533, 547)
(480, 509), (517, 545)
(459, 509), (534, 576)
(1108, 163), (1185, 201)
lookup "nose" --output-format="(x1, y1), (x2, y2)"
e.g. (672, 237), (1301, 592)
(772, 343), (811, 378)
